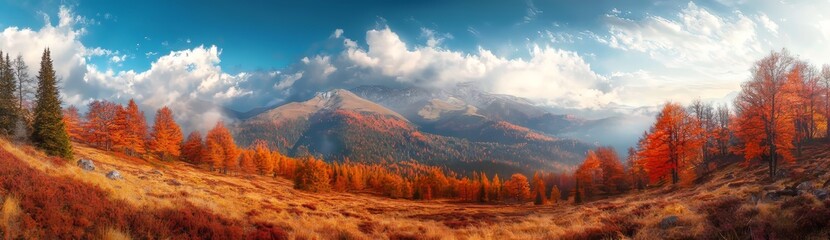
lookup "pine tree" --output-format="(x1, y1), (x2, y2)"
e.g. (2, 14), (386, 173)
(32, 49), (72, 158)
(150, 106), (183, 160)
(0, 52), (18, 134)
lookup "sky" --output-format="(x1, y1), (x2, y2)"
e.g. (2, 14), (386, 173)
(0, 0), (829, 131)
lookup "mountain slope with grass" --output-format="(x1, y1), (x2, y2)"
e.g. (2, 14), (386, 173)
(233, 89), (593, 175)
(3, 138), (830, 239)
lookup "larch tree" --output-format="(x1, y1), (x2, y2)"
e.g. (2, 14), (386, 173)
(504, 173), (530, 203)
(574, 151), (601, 202)
(181, 131), (204, 164)
(734, 50), (797, 179)
(252, 139), (273, 176)
(490, 174), (502, 202)
(11, 55), (33, 142)
(689, 99), (717, 174)
(150, 106), (183, 161)
(61, 105), (81, 141)
(640, 102), (702, 185)
(239, 149), (257, 174)
(113, 99), (148, 157)
(83, 100), (119, 150)
(205, 140), (225, 172)
(31, 49), (72, 158)
(0, 52), (18, 134)
(12, 55), (33, 112)
(478, 172), (490, 202)
(549, 185), (561, 204)
(531, 172), (547, 205)
(821, 64), (830, 139)
(626, 147), (648, 191)
(294, 156), (331, 192)
(714, 104), (731, 156)
(205, 121), (238, 174)
(595, 147), (627, 194)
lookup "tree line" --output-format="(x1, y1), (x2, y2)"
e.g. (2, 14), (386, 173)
(571, 49), (830, 203)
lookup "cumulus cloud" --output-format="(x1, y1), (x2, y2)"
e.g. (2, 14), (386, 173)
(0, 6), (250, 132)
(267, 27), (616, 108)
(84, 45), (252, 131)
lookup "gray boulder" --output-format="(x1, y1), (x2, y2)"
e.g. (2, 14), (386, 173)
(813, 189), (829, 200)
(77, 159), (95, 171)
(106, 170), (123, 180)
(797, 181), (813, 191)
(660, 215), (679, 229)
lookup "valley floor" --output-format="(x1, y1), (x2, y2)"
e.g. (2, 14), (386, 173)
(3, 139), (830, 239)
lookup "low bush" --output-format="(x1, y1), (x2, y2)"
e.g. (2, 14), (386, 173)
(0, 148), (286, 239)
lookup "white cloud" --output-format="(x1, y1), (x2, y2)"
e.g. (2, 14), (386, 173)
(85, 45), (251, 131)
(757, 13), (779, 35)
(0, 6), (252, 132)
(332, 29), (344, 38)
(273, 27), (616, 109)
(109, 54), (126, 63)
(602, 2), (762, 77)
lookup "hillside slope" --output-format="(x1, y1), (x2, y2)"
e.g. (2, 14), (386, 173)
(233, 89), (592, 175)
(3, 140), (830, 239)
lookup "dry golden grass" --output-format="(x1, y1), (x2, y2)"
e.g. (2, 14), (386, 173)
(100, 227), (132, 240)
(1, 195), (22, 239)
(5, 138), (830, 239)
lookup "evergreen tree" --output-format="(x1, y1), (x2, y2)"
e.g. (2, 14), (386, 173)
(0, 52), (18, 134)
(32, 49), (72, 158)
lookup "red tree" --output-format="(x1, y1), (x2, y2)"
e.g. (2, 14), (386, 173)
(640, 102), (702, 185)
(181, 131), (204, 164)
(734, 50), (797, 178)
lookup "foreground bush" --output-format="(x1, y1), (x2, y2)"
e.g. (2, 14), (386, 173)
(0, 148), (286, 239)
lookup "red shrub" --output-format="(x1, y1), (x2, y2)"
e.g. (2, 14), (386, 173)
(0, 148), (283, 239)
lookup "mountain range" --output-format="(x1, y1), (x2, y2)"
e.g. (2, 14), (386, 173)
(231, 84), (651, 175)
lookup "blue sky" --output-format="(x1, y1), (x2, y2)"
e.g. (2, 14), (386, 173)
(0, 0), (828, 130)
(2, 0), (665, 72)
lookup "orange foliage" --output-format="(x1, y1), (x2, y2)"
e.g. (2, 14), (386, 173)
(181, 131), (204, 165)
(149, 106), (183, 161)
(503, 173), (530, 202)
(82, 100), (119, 151)
(734, 50), (797, 178)
(205, 121), (238, 174)
(639, 102), (702, 185)
(239, 149), (257, 174)
(112, 99), (148, 157)
(252, 140), (274, 176)
(61, 105), (81, 141)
